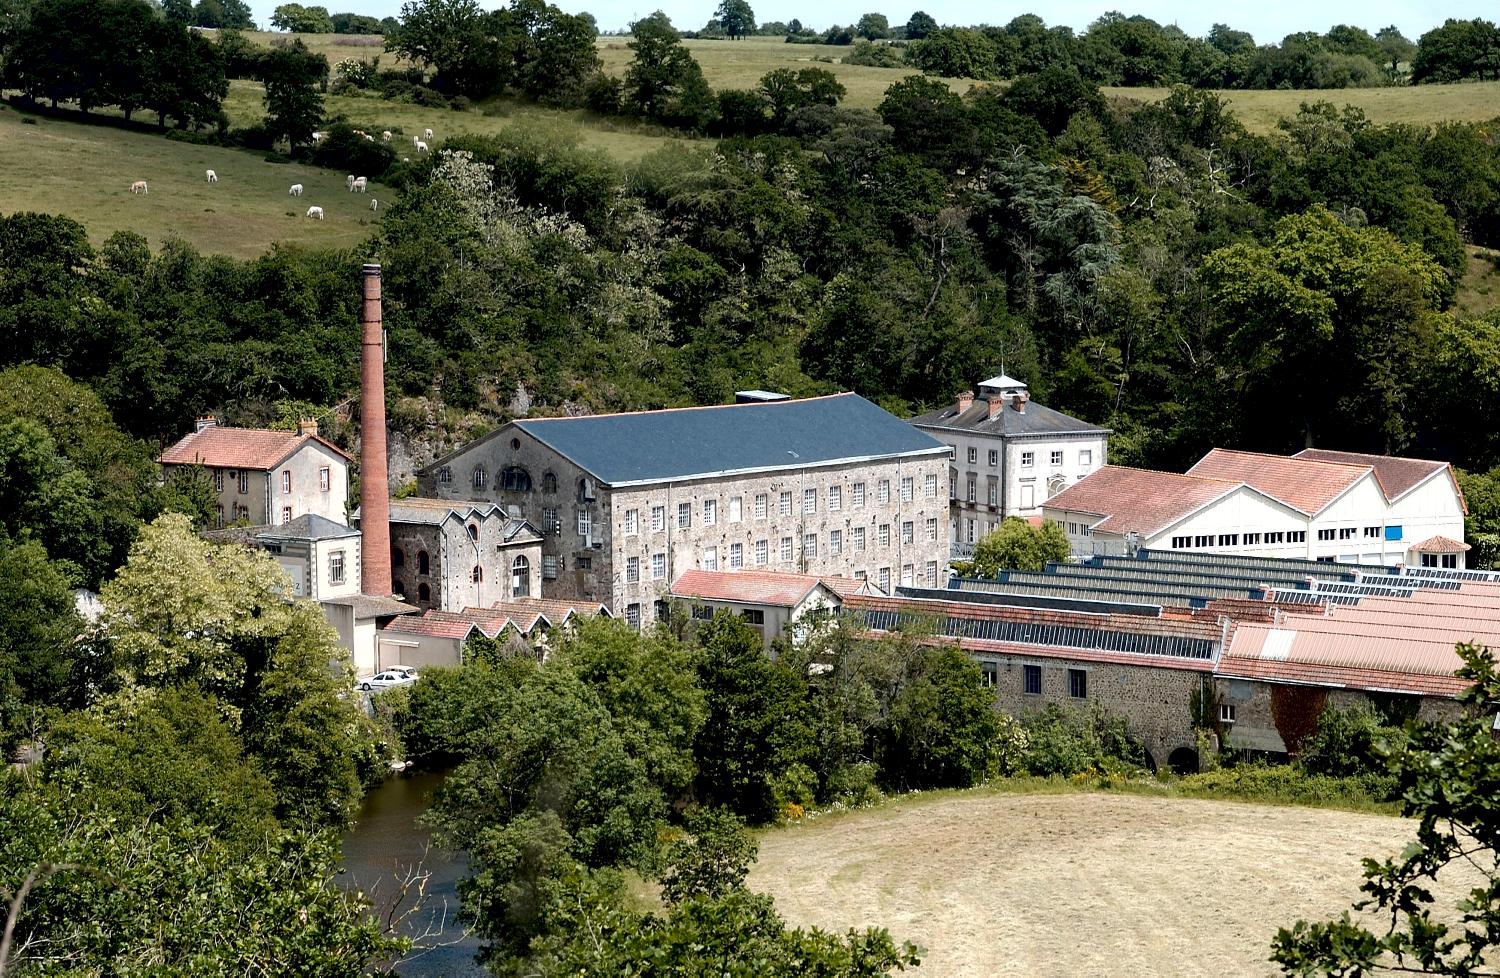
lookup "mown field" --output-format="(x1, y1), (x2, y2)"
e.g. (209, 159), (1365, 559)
(749, 789), (1455, 977)
(0, 102), (389, 257)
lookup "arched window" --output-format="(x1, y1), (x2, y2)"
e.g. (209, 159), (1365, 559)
(501, 466), (532, 492)
(393, 580), (406, 597)
(543, 472), (557, 494)
(472, 565), (483, 583)
(439, 466), (452, 484)
(577, 477), (595, 502)
(467, 523), (479, 541)
(472, 466), (486, 490)
(418, 550), (430, 575)
(1046, 474), (1067, 499)
(511, 555), (530, 597)
(392, 547), (405, 567)
(417, 582), (431, 603)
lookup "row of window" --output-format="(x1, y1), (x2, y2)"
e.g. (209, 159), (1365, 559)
(959, 447), (1093, 469)
(621, 479), (939, 536)
(1421, 553), (1460, 569)
(977, 662), (1089, 699)
(1169, 531), (1310, 549)
(955, 474), (1070, 507)
(623, 545), (942, 587)
(212, 467), (332, 495)
(624, 520), (940, 574)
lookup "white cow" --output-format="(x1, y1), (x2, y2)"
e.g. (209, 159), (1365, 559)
(423, 127), (433, 139)
(363, 133), (375, 142)
(311, 131), (327, 143)
(130, 180), (148, 195)
(289, 183), (304, 196)
(412, 134), (420, 147)
(370, 198), (378, 212)
(351, 176), (368, 193)
(205, 169), (218, 183)
(414, 140), (429, 154)
(402, 157), (411, 163)
(382, 130), (392, 141)
(346, 174), (356, 190)
(306, 205), (324, 219)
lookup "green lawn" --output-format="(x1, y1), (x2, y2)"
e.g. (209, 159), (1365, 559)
(0, 103), (388, 258)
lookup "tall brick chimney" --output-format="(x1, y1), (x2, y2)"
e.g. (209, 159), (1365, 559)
(359, 263), (392, 597)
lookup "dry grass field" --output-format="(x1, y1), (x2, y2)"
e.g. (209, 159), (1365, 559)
(750, 790), (1437, 977)
(0, 102), (388, 257)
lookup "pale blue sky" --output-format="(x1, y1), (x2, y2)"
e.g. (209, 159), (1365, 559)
(255, 0), (1490, 45)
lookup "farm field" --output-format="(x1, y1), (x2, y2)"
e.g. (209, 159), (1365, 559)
(750, 789), (1443, 977)
(0, 103), (388, 258)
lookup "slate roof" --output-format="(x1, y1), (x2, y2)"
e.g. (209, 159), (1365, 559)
(1188, 449), (1367, 515)
(1041, 465), (1241, 537)
(385, 497), (506, 525)
(160, 426), (349, 469)
(503, 393), (948, 486)
(1293, 448), (1451, 501)
(672, 570), (840, 608)
(910, 395), (1107, 438)
(257, 513), (358, 541)
(322, 593), (418, 619)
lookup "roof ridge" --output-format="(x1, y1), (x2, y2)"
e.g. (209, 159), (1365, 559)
(517, 392), (854, 425)
(1201, 447), (1370, 473)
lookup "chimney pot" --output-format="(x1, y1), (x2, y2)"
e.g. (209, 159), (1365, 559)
(296, 417), (319, 437)
(195, 415), (217, 433)
(987, 397), (1003, 419)
(956, 390), (974, 414)
(1012, 391), (1029, 413)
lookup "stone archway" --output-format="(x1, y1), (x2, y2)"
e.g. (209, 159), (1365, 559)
(1167, 746), (1199, 775)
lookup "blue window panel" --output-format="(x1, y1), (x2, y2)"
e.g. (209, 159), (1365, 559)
(1385, 525), (1402, 541)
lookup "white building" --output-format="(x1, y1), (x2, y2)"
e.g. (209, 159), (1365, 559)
(1043, 448), (1468, 567)
(909, 376), (1109, 559)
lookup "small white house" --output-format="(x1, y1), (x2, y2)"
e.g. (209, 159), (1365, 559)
(909, 376), (1109, 559)
(669, 569), (867, 648)
(1043, 448), (1468, 567)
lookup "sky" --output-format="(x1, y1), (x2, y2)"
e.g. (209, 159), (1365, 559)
(252, 0), (1492, 43)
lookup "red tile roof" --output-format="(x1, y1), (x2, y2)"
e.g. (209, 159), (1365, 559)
(382, 611), (478, 640)
(1411, 535), (1470, 553)
(477, 598), (611, 632)
(160, 426), (348, 470)
(1187, 448), (1368, 515)
(671, 570), (837, 608)
(1293, 448), (1451, 502)
(1041, 465), (1239, 537)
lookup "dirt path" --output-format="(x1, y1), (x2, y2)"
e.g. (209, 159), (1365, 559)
(750, 791), (1418, 977)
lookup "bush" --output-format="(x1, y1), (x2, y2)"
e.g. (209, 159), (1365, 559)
(583, 71), (623, 115)
(378, 79), (414, 101)
(844, 40), (905, 68)
(1179, 763), (1396, 807)
(1297, 704), (1402, 777)
(448, 94), (473, 112)
(1019, 703), (1145, 776)
(411, 85), (448, 108)
(310, 123), (398, 178)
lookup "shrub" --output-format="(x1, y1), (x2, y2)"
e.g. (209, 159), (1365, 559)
(844, 40), (905, 68)
(583, 71), (623, 115)
(448, 94), (474, 112)
(411, 85), (448, 108)
(1297, 704), (1402, 777)
(310, 123), (398, 179)
(378, 78), (414, 101)
(1019, 703), (1145, 776)
(21, 116), (37, 125)
(1179, 763), (1396, 808)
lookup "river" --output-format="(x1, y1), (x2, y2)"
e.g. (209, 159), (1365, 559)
(340, 771), (486, 976)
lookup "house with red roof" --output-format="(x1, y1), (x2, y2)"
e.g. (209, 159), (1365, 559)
(159, 416), (350, 528)
(1042, 447), (1466, 568)
(669, 569), (870, 647)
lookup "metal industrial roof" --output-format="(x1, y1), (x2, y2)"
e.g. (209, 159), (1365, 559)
(507, 393), (948, 486)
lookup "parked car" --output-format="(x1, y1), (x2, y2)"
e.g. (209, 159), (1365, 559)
(387, 664), (420, 681)
(360, 670), (414, 692)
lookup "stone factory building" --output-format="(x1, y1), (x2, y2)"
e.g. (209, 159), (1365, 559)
(159, 416), (350, 527)
(910, 376), (1109, 559)
(417, 393), (952, 630)
(363, 497), (544, 613)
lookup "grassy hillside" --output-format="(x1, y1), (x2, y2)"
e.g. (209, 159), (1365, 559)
(0, 103), (389, 258)
(750, 789), (1428, 977)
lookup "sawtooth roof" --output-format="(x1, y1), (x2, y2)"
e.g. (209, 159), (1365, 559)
(1041, 465), (1241, 537)
(501, 393), (948, 486)
(1188, 448), (1367, 515)
(160, 426), (349, 470)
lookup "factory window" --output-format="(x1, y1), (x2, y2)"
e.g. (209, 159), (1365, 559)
(1219, 704), (1236, 724)
(472, 565), (483, 583)
(1068, 669), (1087, 699)
(329, 550), (345, 585)
(281, 470), (292, 494)
(651, 506), (665, 532)
(439, 467), (452, 484)
(543, 472), (557, 493)
(1171, 536), (1190, 549)
(742, 609), (765, 625)
(281, 506), (292, 524)
(501, 466), (532, 492)
(626, 556), (639, 582)
(652, 553), (666, 579)
(927, 517), (938, 542)
(624, 509), (638, 535)
(730, 542), (743, 568)
(755, 540), (768, 565)
(901, 477), (913, 501)
(1050, 451), (1063, 466)
(468, 522), (479, 541)
(678, 502), (691, 528)
(1024, 665), (1042, 695)
(853, 482), (866, 507)
(704, 499), (718, 526)
(625, 604), (640, 630)
(925, 473), (938, 498)
(1021, 452), (1034, 467)
(319, 467), (330, 492)
(754, 494), (768, 519)
(543, 555), (557, 580)
(511, 556), (530, 597)
(472, 467), (486, 490)
(703, 547), (718, 571)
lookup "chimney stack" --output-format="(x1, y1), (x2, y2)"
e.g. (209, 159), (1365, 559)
(1012, 391), (1029, 414)
(987, 396), (1003, 419)
(956, 390), (974, 415)
(195, 415), (217, 433)
(296, 417), (319, 437)
(359, 264), (392, 597)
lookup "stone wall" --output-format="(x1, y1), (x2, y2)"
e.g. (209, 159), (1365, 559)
(1218, 677), (1464, 756)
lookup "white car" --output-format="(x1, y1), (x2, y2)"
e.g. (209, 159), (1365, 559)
(387, 665), (420, 681)
(360, 670), (415, 692)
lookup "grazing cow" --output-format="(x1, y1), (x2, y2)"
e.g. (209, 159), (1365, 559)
(130, 180), (148, 194)
(311, 131), (327, 143)
(414, 140), (429, 154)
(402, 157), (411, 163)
(346, 174), (356, 190)
(412, 135), (420, 147)
(289, 183), (304, 196)
(363, 134), (375, 142)
(205, 169), (217, 183)
(351, 176), (368, 193)
(306, 205), (324, 219)
(382, 130), (392, 141)
(423, 127), (433, 139)
(370, 198), (378, 212)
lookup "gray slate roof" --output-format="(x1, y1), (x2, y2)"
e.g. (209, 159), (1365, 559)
(257, 513), (358, 541)
(910, 396), (1108, 438)
(512, 393), (949, 486)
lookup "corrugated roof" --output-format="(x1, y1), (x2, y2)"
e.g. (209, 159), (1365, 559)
(508, 393), (948, 486)
(672, 570), (831, 608)
(843, 593), (1223, 644)
(1293, 448), (1450, 501)
(1220, 623), (1470, 697)
(910, 396), (1107, 438)
(1042, 465), (1241, 537)
(160, 426), (349, 470)
(954, 636), (1216, 673)
(1188, 448), (1368, 515)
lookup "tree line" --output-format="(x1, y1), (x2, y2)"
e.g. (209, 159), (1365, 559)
(270, 3), (398, 34)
